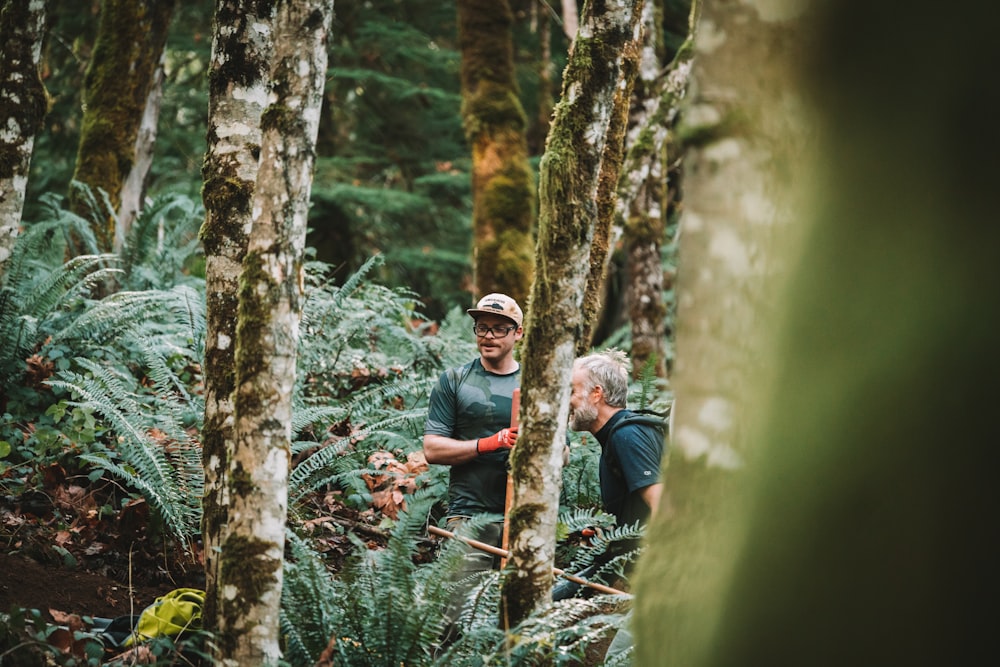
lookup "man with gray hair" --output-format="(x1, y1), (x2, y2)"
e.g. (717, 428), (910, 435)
(569, 348), (665, 530)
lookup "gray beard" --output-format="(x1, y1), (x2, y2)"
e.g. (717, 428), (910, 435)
(570, 404), (597, 432)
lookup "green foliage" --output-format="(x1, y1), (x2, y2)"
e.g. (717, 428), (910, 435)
(0, 606), (105, 666)
(49, 355), (203, 543)
(281, 493), (457, 666)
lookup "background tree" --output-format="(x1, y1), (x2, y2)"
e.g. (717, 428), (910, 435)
(0, 0), (47, 278)
(216, 0), (332, 662)
(199, 0), (274, 634)
(67, 0), (175, 253)
(505, 0), (645, 628)
(310, 0), (471, 319)
(457, 0), (535, 303)
(617, 0), (696, 378)
(634, 0), (997, 664)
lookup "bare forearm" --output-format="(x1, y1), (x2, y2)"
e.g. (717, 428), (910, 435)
(640, 483), (664, 517)
(423, 433), (480, 465)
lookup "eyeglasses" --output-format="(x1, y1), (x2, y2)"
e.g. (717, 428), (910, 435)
(473, 324), (516, 338)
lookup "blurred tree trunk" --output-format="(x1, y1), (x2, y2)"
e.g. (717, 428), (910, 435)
(0, 0), (47, 279)
(116, 49), (165, 239)
(632, 0), (812, 663)
(457, 0), (535, 304)
(525, 0), (553, 155)
(505, 0), (644, 629)
(618, 0), (696, 378)
(560, 0), (578, 41)
(199, 0), (274, 636)
(67, 0), (174, 254)
(215, 0), (332, 663)
(635, 0), (997, 664)
(669, 0), (804, 468)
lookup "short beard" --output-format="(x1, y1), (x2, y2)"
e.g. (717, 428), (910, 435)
(570, 403), (598, 432)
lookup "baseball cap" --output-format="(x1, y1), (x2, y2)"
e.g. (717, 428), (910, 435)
(466, 293), (523, 328)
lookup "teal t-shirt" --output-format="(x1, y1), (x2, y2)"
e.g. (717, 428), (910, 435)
(424, 359), (519, 517)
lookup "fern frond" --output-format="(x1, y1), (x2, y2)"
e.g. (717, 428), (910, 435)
(48, 358), (203, 541)
(558, 506), (617, 536)
(281, 530), (343, 665)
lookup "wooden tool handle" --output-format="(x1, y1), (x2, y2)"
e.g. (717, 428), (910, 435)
(500, 388), (519, 568)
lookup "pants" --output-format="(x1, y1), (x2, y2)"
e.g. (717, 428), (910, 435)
(438, 516), (504, 647)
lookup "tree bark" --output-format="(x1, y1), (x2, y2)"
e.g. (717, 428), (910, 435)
(457, 0), (535, 304)
(635, 0), (997, 663)
(116, 49), (165, 246)
(67, 0), (175, 254)
(215, 1), (332, 664)
(505, 0), (644, 629)
(669, 0), (804, 468)
(0, 0), (47, 279)
(618, 0), (697, 378)
(199, 0), (275, 636)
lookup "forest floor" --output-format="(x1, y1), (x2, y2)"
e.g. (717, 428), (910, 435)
(0, 481), (205, 624)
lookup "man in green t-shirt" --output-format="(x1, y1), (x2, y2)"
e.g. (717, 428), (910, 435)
(423, 292), (523, 645)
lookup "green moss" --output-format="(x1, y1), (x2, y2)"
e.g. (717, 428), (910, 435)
(199, 175), (255, 250)
(261, 104), (300, 135)
(229, 462), (256, 499)
(463, 87), (527, 138)
(0, 0), (49, 180)
(218, 533), (282, 622)
(233, 251), (277, 408)
(503, 502), (550, 623)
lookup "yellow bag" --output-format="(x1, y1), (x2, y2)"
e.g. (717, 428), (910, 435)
(124, 588), (205, 646)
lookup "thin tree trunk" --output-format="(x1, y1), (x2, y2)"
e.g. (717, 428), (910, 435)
(578, 8), (641, 354)
(619, 0), (696, 378)
(527, 1), (553, 155)
(116, 50), (165, 248)
(505, 0), (645, 629)
(216, 0), (332, 663)
(560, 0), (578, 42)
(199, 0), (274, 636)
(67, 0), (175, 254)
(0, 0), (47, 278)
(458, 0), (535, 303)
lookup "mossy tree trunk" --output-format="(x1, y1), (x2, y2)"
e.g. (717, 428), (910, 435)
(67, 0), (174, 254)
(457, 0), (535, 304)
(199, 0), (274, 637)
(504, 0), (644, 630)
(617, 0), (697, 378)
(215, 0), (332, 664)
(635, 0), (996, 664)
(577, 3), (640, 354)
(0, 0), (47, 279)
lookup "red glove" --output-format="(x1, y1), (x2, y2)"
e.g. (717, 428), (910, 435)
(477, 426), (518, 454)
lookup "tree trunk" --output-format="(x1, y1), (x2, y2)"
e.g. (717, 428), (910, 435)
(577, 11), (640, 354)
(67, 0), (175, 254)
(505, 0), (644, 630)
(199, 0), (274, 636)
(669, 0), (803, 468)
(457, 0), (535, 304)
(560, 0), (578, 42)
(116, 49), (165, 247)
(635, 0), (997, 664)
(0, 0), (47, 279)
(215, 0), (332, 663)
(619, 0), (696, 378)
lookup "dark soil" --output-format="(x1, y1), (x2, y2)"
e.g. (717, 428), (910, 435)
(0, 550), (186, 620)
